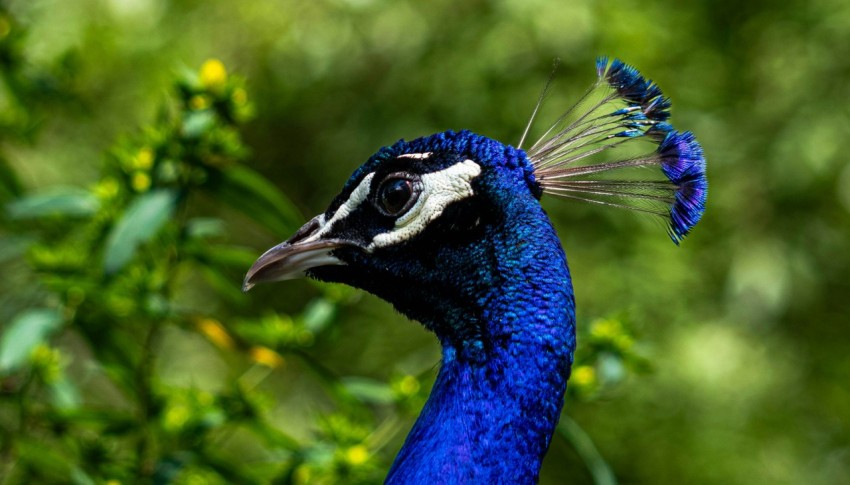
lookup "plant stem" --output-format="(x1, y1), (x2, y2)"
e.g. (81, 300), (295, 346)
(557, 414), (617, 485)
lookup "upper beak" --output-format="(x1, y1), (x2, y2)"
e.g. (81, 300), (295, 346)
(242, 215), (352, 291)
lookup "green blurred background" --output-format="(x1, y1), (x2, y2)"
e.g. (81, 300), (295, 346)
(1, 0), (849, 483)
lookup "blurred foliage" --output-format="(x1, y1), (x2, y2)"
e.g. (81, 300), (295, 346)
(1, 0), (849, 484)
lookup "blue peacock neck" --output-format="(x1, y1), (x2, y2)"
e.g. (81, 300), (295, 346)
(386, 194), (576, 484)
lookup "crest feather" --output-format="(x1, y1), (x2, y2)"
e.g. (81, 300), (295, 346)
(524, 57), (707, 244)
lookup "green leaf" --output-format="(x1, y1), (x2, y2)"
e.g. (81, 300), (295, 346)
(208, 165), (302, 237)
(0, 308), (62, 373)
(70, 467), (96, 485)
(341, 377), (395, 404)
(182, 110), (216, 138)
(103, 189), (178, 274)
(176, 64), (202, 91)
(50, 377), (81, 410)
(187, 217), (227, 239)
(598, 353), (626, 385)
(6, 187), (99, 219)
(301, 298), (336, 333)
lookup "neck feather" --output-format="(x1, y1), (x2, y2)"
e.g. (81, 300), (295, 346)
(387, 210), (576, 484)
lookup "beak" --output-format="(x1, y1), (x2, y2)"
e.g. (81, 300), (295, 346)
(242, 215), (352, 291)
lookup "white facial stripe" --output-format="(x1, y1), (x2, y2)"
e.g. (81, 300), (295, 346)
(369, 160), (482, 249)
(304, 173), (374, 243)
(397, 152), (432, 159)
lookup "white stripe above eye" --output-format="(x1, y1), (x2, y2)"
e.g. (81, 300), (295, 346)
(369, 159), (482, 249)
(397, 152), (432, 159)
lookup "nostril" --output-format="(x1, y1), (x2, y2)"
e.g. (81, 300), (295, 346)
(286, 215), (324, 245)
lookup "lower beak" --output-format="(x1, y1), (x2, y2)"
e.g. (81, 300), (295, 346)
(242, 215), (352, 291)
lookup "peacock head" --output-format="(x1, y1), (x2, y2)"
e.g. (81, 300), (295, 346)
(243, 130), (548, 334)
(244, 58), (707, 336)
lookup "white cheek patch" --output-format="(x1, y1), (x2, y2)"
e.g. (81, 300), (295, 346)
(369, 160), (482, 249)
(303, 173), (374, 243)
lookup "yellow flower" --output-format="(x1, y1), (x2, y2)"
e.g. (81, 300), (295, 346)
(200, 59), (227, 90)
(131, 172), (151, 192)
(163, 403), (190, 432)
(0, 16), (11, 40)
(93, 178), (120, 199)
(293, 465), (311, 484)
(590, 318), (622, 340)
(345, 445), (370, 466)
(136, 147), (155, 169)
(613, 334), (634, 351)
(196, 318), (235, 350)
(249, 346), (285, 368)
(571, 365), (597, 388)
(398, 375), (420, 396)
(30, 345), (62, 384)
(190, 95), (210, 110)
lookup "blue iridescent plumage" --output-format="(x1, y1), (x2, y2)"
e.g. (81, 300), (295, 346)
(658, 130), (707, 242)
(244, 58), (707, 482)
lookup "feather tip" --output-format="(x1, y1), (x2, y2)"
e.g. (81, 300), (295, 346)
(597, 57), (671, 122)
(657, 131), (707, 244)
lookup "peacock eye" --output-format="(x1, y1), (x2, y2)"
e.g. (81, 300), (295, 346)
(376, 174), (419, 216)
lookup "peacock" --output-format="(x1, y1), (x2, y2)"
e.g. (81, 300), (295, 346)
(243, 58), (707, 483)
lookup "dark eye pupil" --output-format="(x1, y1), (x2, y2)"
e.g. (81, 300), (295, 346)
(380, 178), (413, 215)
